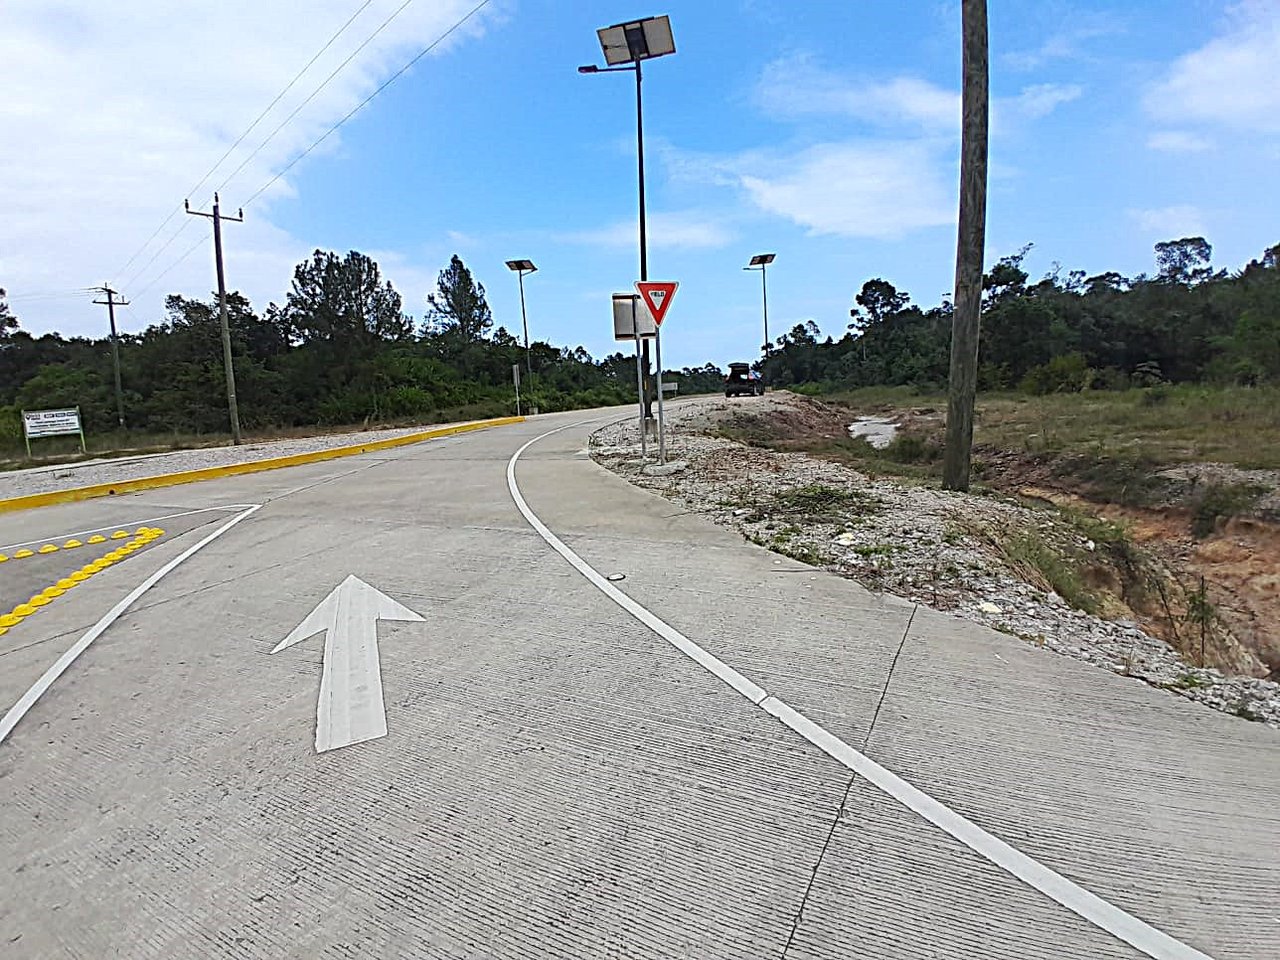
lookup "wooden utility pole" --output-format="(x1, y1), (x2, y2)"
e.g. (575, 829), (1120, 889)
(942, 0), (990, 492)
(91, 285), (129, 429)
(186, 193), (244, 444)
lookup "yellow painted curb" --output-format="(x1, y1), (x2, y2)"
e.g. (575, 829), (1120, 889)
(0, 417), (524, 515)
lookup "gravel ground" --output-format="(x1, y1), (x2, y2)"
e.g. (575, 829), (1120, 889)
(0, 423), (471, 500)
(592, 395), (1279, 727)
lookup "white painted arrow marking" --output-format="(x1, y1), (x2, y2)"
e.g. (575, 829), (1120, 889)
(272, 575), (424, 754)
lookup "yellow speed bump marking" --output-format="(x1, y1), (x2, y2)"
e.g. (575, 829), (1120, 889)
(110, 530), (129, 540)
(0, 554), (8, 563)
(37, 544), (59, 554)
(14, 549), (34, 559)
(87, 534), (106, 544)
(0, 529), (167, 635)
(63, 539), (83, 548)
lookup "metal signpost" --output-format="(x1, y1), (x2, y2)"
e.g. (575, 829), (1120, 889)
(636, 281), (678, 464)
(612, 293), (657, 461)
(22, 407), (86, 458)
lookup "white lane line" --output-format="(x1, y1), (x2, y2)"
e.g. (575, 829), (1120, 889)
(0, 504), (256, 553)
(0, 504), (263, 746)
(506, 423), (1213, 960)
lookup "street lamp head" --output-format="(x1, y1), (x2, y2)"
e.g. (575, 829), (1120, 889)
(505, 259), (536, 273)
(596, 15), (675, 66)
(577, 64), (599, 74)
(749, 253), (776, 267)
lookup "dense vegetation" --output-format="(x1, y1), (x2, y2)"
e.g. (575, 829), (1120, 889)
(760, 237), (1280, 395)
(0, 252), (726, 450)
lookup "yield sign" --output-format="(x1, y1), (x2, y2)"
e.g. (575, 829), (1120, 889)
(635, 281), (679, 327)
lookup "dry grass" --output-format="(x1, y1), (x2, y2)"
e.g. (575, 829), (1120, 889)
(827, 385), (1280, 470)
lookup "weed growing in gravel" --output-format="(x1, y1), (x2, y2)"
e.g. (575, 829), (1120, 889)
(771, 484), (880, 522)
(998, 528), (1100, 615)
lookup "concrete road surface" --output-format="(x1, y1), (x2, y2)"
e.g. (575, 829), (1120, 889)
(1, 407), (1276, 959)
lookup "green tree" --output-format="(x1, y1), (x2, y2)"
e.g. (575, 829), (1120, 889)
(283, 250), (411, 346)
(424, 254), (493, 342)
(0, 288), (16, 340)
(851, 278), (910, 329)
(1155, 237), (1213, 284)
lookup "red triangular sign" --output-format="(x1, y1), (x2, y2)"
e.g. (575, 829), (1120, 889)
(636, 281), (679, 327)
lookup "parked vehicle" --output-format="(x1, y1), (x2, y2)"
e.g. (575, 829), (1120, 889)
(724, 362), (763, 397)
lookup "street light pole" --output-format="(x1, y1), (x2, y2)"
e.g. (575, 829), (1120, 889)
(760, 261), (768, 348)
(745, 253), (776, 361)
(517, 269), (532, 386)
(581, 15), (675, 424)
(504, 259), (538, 404)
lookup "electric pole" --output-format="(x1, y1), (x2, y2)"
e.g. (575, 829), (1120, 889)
(91, 285), (129, 430)
(942, 0), (990, 492)
(186, 193), (244, 444)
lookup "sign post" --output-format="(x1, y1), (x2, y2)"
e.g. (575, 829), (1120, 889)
(513, 363), (522, 417)
(612, 293), (657, 460)
(636, 281), (678, 465)
(22, 407), (86, 459)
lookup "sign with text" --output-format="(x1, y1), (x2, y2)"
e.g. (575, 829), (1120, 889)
(612, 293), (657, 341)
(22, 408), (82, 439)
(635, 281), (678, 326)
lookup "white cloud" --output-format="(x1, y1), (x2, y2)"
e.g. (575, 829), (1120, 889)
(1010, 83), (1083, 119)
(1145, 0), (1280, 134)
(1004, 16), (1124, 71)
(1129, 205), (1207, 237)
(0, 1), (495, 336)
(563, 212), (734, 251)
(730, 141), (956, 240)
(755, 58), (1081, 135)
(757, 56), (958, 130)
(1146, 131), (1214, 153)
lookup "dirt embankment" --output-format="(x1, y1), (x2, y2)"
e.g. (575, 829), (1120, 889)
(753, 393), (1280, 681)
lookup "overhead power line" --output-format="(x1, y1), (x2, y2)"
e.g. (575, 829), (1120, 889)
(130, 227), (211, 303)
(112, 0), (381, 281)
(121, 0), (493, 305)
(215, 0), (425, 198)
(241, 0), (493, 208)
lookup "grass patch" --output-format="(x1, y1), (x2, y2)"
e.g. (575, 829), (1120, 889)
(771, 483), (881, 522)
(822, 384), (1280, 471)
(998, 528), (1100, 614)
(1190, 482), (1267, 537)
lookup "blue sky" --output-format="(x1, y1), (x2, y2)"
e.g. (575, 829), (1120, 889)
(4, 1), (1279, 368)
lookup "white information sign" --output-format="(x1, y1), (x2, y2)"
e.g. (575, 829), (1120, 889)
(21, 407), (86, 456)
(22, 408), (82, 439)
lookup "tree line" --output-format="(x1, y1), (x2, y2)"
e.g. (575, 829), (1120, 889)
(760, 237), (1280, 394)
(0, 251), (726, 447)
